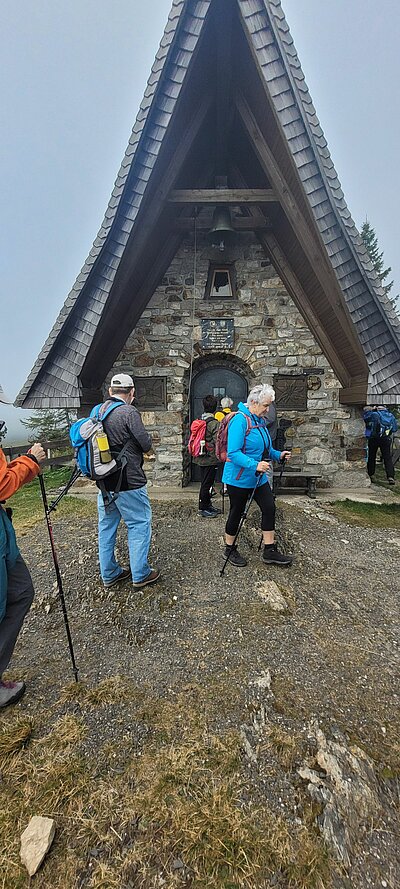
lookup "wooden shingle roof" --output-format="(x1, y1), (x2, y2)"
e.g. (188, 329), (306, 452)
(16, 0), (400, 407)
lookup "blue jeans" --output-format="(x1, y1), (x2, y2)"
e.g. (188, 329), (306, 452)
(98, 487), (152, 584)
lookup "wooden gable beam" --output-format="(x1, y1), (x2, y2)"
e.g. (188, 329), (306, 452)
(258, 231), (351, 387)
(81, 96), (213, 387)
(169, 188), (277, 203)
(236, 93), (368, 368)
(227, 164), (352, 386)
(339, 381), (368, 405)
(173, 214), (270, 231)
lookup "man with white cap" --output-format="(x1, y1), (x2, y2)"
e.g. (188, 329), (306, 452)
(0, 383), (46, 708)
(96, 373), (160, 589)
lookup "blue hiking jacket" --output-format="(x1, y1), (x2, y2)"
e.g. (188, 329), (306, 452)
(0, 509), (20, 622)
(222, 402), (282, 488)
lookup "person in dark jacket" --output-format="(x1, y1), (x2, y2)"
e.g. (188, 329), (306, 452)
(97, 373), (160, 590)
(192, 394), (222, 518)
(363, 405), (396, 484)
(0, 382), (46, 708)
(222, 384), (292, 568)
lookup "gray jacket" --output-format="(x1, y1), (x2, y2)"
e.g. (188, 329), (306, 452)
(102, 399), (152, 490)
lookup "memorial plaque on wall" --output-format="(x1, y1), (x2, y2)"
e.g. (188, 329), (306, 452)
(201, 318), (234, 350)
(274, 375), (307, 411)
(134, 377), (167, 410)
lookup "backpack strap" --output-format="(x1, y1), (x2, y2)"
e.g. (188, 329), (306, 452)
(98, 440), (133, 509)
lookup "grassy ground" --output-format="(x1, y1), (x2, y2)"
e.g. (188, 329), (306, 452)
(8, 467), (94, 534)
(329, 498), (400, 529)
(1, 497), (399, 888)
(0, 678), (331, 889)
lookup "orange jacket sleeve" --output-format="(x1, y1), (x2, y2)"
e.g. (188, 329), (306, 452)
(0, 448), (40, 501)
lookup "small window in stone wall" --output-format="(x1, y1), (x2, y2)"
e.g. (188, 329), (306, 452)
(205, 263), (236, 299)
(274, 375), (307, 411)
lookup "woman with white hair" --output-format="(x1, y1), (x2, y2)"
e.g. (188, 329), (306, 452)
(222, 384), (292, 568)
(215, 396), (233, 423)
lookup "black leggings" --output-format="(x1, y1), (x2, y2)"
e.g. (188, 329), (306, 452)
(225, 482), (275, 536)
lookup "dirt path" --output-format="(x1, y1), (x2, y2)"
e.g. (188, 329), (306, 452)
(1, 496), (399, 888)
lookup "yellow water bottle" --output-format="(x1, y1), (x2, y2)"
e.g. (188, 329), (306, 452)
(97, 432), (112, 464)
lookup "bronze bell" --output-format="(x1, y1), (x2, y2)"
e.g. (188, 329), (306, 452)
(207, 205), (236, 251)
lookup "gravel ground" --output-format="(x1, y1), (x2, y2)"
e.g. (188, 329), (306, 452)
(7, 494), (400, 888)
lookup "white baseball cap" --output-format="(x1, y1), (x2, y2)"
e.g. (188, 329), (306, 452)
(110, 373), (134, 389)
(0, 383), (12, 404)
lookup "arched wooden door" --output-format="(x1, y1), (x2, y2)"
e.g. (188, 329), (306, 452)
(190, 366), (248, 481)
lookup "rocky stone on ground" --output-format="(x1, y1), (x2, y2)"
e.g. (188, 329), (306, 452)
(20, 816), (56, 876)
(299, 725), (381, 868)
(256, 579), (288, 611)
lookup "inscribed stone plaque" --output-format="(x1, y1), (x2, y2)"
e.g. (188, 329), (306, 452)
(274, 375), (307, 411)
(201, 318), (234, 350)
(134, 377), (167, 410)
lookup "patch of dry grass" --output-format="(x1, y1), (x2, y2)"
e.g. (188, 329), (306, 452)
(0, 716), (33, 758)
(77, 734), (331, 889)
(0, 680), (333, 889)
(59, 675), (144, 708)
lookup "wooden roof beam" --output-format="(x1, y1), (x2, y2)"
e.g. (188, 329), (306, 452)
(236, 93), (368, 367)
(169, 188), (278, 203)
(173, 214), (271, 231)
(339, 381), (368, 405)
(258, 230), (352, 388)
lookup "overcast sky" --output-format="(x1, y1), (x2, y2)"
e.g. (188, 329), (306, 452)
(1, 0), (399, 441)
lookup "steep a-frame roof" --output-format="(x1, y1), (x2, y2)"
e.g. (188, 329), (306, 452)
(16, 0), (400, 408)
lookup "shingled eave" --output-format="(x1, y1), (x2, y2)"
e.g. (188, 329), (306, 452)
(241, 0), (400, 403)
(15, 0), (211, 408)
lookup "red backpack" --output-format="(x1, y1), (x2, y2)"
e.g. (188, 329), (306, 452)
(188, 418), (211, 457)
(215, 411), (252, 462)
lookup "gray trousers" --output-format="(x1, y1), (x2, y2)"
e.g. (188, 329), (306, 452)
(0, 556), (34, 676)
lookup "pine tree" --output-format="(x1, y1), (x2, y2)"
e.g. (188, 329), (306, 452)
(21, 409), (75, 442)
(360, 219), (394, 295)
(0, 422), (7, 444)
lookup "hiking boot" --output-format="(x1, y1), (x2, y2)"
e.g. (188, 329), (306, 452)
(209, 505), (222, 515)
(199, 508), (219, 518)
(388, 477), (395, 485)
(132, 568), (161, 589)
(262, 545), (293, 567)
(103, 567), (131, 589)
(224, 544), (247, 567)
(0, 679), (26, 709)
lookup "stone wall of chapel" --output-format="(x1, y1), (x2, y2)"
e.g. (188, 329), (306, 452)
(108, 234), (366, 488)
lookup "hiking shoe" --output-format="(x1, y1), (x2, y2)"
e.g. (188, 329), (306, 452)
(0, 679), (26, 709)
(209, 505), (222, 515)
(210, 487), (218, 498)
(103, 567), (131, 589)
(262, 545), (293, 567)
(388, 477), (395, 485)
(224, 545), (247, 567)
(199, 508), (220, 518)
(132, 569), (161, 589)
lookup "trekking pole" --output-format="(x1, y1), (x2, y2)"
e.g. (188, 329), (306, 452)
(47, 465), (81, 514)
(220, 473), (263, 577)
(38, 474), (79, 682)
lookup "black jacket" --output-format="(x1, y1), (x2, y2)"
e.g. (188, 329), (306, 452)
(102, 399), (152, 490)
